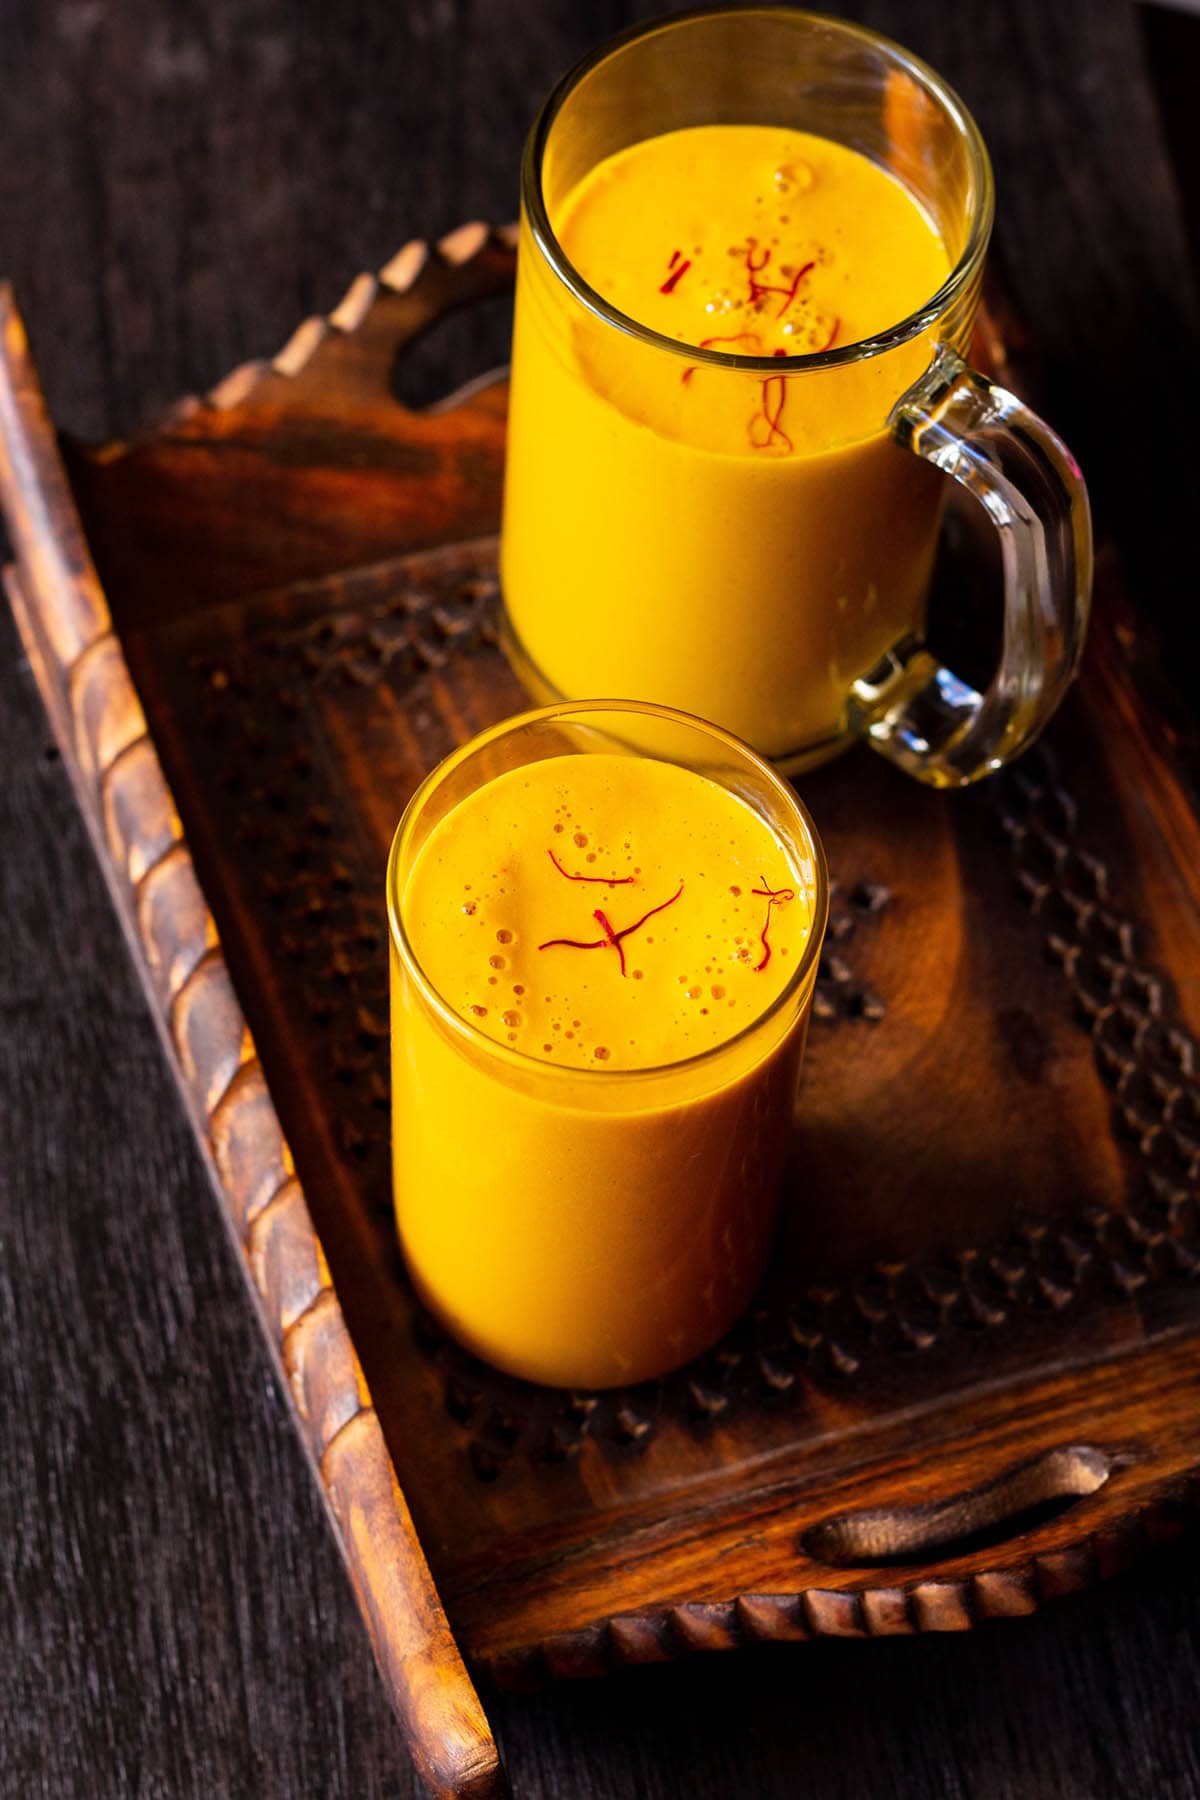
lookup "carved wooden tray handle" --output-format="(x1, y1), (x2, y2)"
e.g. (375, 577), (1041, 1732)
(805, 1445), (1115, 1567)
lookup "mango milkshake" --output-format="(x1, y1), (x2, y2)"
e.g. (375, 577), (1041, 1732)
(388, 708), (827, 1389)
(502, 124), (955, 764)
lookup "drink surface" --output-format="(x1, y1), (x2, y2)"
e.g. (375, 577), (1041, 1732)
(501, 123), (959, 762)
(556, 123), (950, 452)
(400, 752), (814, 1074)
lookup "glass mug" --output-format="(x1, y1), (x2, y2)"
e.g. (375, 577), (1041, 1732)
(388, 701), (828, 1389)
(500, 7), (1092, 785)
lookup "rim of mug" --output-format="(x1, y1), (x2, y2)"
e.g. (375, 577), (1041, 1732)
(521, 4), (995, 375)
(386, 699), (830, 1088)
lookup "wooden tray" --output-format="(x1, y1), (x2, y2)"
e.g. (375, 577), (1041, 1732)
(3, 225), (1199, 1800)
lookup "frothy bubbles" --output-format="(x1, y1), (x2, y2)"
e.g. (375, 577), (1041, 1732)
(772, 159), (814, 197)
(405, 753), (811, 1074)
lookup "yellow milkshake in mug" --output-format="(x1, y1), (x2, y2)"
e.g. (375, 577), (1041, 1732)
(501, 10), (1091, 787)
(388, 703), (828, 1389)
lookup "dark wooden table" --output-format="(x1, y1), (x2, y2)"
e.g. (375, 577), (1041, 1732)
(3, 3), (1200, 1795)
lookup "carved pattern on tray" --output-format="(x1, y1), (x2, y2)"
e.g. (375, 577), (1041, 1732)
(998, 758), (1200, 1206)
(180, 539), (1200, 1485)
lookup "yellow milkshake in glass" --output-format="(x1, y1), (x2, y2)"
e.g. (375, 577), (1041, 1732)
(388, 704), (827, 1389)
(500, 8), (1090, 789)
(502, 122), (953, 763)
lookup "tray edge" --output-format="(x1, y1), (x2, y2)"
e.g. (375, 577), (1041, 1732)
(0, 280), (509, 1800)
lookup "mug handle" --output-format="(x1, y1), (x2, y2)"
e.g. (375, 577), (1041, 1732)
(848, 346), (1093, 788)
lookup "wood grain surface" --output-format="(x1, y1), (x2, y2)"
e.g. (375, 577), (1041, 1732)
(2, 2), (1200, 1797)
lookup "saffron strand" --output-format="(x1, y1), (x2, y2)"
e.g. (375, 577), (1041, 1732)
(593, 910), (627, 976)
(538, 882), (685, 977)
(775, 259), (815, 318)
(659, 256), (692, 295)
(537, 933), (607, 953)
(745, 242), (814, 317)
(614, 882), (685, 942)
(750, 876), (796, 973)
(547, 848), (635, 886)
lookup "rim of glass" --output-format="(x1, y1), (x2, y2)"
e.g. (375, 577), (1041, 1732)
(521, 3), (994, 375)
(386, 699), (830, 1087)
